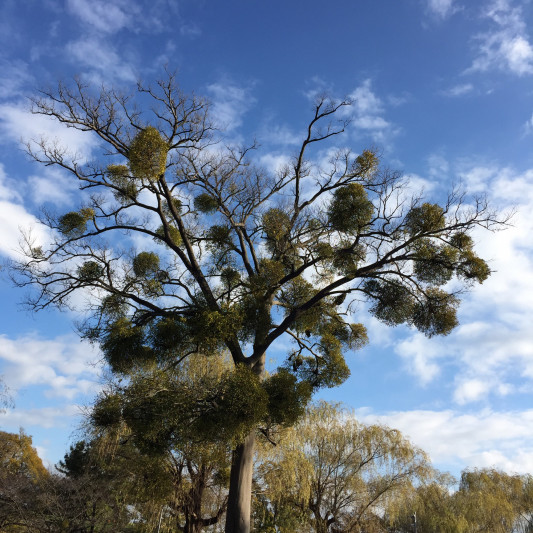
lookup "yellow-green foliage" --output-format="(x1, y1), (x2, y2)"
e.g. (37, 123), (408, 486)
(256, 259), (286, 289)
(99, 359), (269, 451)
(328, 183), (374, 234)
(207, 224), (233, 250)
(91, 393), (123, 428)
(77, 260), (104, 282)
(365, 279), (459, 337)
(348, 323), (369, 350)
(412, 287), (458, 337)
(0, 429), (49, 481)
(320, 320), (369, 351)
(316, 334), (351, 387)
(405, 202), (445, 235)
(191, 364), (268, 445)
(148, 316), (188, 355)
(194, 193), (219, 213)
(58, 208), (94, 236)
(133, 251), (160, 278)
(106, 164), (138, 203)
(457, 249), (491, 282)
(313, 241), (334, 261)
(354, 149), (379, 175)
(262, 208), (291, 242)
(190, 304), (245, 351)
(100, 294), (126, 319)
(128, 127), (168, 181)
(258, 402), (434, 533)
(279, 277), (321, 333)
(332, 244), (366, 275)
(263, 369), (312, 426)
(365, 279), (415, 327)
(166, 196), (182, 215)
(450, 231), (473, 250)
(413, 240), (458, 285)
(154, 224), (182, 247)
(102, 317), (154, 373)
(220, 266), (241, 288)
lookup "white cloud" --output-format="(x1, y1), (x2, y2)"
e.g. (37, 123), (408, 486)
(66, 0), (184, 36)
(453, 378), (491, 404)
(523, 112), (533, 135)
(27, 168), (78, 207)
(65, 36), (137, 83)
(441, 83), (474, 97)
(180, 23), (201, 38)
(259, 153), (292, 175)
(396, 335), (442, 385)
(349, 79), (400, 145)
(0, 333), (101, 400)
(0, 163), (22, 203)
(0, 164), (51, 259)
(0, 201), (48, 259)
(355, 408), (533, 474)
(351, 79), (385, 116)
(67, 0), (133, 34)
(426, 0), (460, 20)
(0, 101), (99, 160)
(0, 58), (33, 100)
(390, 163), (533, 405)
(259, 123), (301, 147)
(469, 0), (533, 76)
(427, 153), (450, 180)
(206, 80), (256, 132)
(402, 172), (438, 196)
(1, 405), (81, 430)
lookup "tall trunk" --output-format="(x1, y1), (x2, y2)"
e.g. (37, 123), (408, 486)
(224, 335), (267, 532)
(224, 431), (255, 533)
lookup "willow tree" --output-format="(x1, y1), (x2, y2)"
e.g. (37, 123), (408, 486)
(13, 74), (501, 533)
(256, 402), (434, 533)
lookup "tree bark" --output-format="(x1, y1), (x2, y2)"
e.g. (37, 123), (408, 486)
(224, 431), (255, 533)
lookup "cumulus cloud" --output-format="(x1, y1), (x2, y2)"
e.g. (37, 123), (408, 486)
(395, 335), (442, 385)
(1, 405), (82, 430)
(468, 0), (533, 76)
(0, 101), (99, 160)
(258, 122), (301, 147)
(390, 163), (533, 405)
(0, 164), (51, 260)
(0, 104), (97, 259)
(355, 408), (533, 474)
(0, 333), (101, 400)
(349, 79), (400, 145)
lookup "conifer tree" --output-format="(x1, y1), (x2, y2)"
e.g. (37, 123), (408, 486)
(13, 73), (503, 532)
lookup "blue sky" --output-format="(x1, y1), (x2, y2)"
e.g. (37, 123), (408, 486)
(1, 0), (533, 477)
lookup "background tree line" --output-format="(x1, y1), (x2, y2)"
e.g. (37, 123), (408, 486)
(1, 401), (532, 532)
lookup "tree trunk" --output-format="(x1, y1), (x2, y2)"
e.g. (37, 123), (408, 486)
(224, 347), (266, 533)
(224, 431), (255, 533)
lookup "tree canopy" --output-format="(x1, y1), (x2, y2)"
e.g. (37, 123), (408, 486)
(256, 402), (434, 533)
(12, 73), (503, 532)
